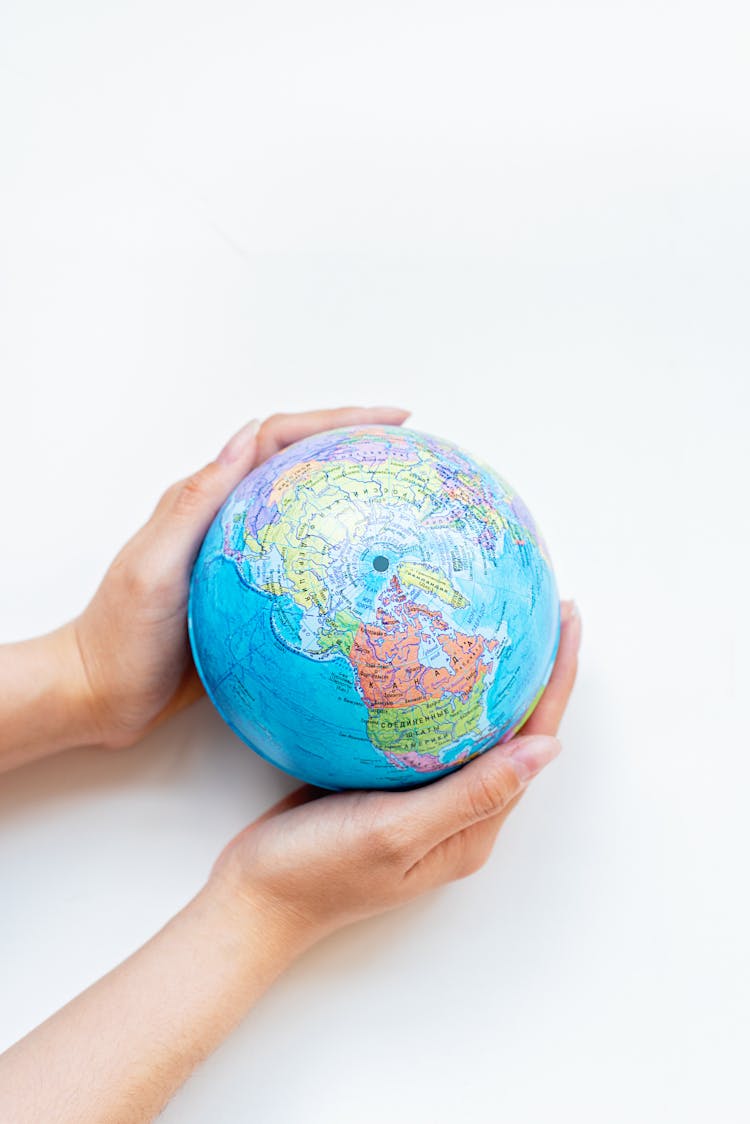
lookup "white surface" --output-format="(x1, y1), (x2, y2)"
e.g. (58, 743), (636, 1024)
(1, 2), (749, 1121)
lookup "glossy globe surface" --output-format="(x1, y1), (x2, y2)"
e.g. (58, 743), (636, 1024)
(189, 425), (559, 789)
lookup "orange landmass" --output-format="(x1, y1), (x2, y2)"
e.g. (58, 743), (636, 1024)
(350, 576), (498, 709)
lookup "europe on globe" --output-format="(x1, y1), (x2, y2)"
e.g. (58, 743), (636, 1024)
(188, 425), (559, 790)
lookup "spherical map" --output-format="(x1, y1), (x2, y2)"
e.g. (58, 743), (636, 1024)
(188, 425), (559, 790)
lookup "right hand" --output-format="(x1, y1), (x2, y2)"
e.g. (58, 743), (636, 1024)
(208, 602), (581, 949)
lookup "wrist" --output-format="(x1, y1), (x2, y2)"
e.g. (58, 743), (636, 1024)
(50, 622), (103, 748)
(0, 625), (101, 771)
(203, 867), (321, 965)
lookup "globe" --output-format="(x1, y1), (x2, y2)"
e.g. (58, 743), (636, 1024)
(188, 425), (559, 790)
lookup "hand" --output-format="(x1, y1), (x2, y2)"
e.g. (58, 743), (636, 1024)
(210, 602), (581, 946)
(0, 610), (579, 1124)
(70, 406), (411, 750)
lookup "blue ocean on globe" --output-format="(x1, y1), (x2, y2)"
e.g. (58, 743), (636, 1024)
(188, 425), (559, 790)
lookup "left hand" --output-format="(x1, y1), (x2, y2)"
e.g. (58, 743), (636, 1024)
(69, 406), (411, 749)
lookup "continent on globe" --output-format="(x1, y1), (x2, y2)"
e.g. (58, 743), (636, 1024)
(188, 425), (560, 790)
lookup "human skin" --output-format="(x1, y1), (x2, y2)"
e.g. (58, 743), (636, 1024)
(0, 406), (413, 771)
(0, 407), (581, 1123)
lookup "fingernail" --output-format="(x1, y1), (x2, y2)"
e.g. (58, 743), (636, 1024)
(560, 599), (578, 623)
(506, 736), (561, 783)
(218, 419), (260, 465)
(564, 600), (582, 648)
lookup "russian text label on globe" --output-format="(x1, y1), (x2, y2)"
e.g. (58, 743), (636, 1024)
(188, 426), (560, 790)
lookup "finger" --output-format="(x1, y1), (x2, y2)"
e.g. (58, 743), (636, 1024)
(522, 600), (581, 737)
(143, 418), (262, 576)
(211, 783), (329, 869)
(251, 783), (329, 826)
(407, 788), (526, 886)
(459, 784), (527, 861)
(389, 734), (561, 853)
(147, 407), (410, 577)
(255, 405), (411, 461)
(138, 665), (206, 736)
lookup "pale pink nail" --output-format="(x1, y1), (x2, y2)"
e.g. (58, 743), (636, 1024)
(506, 736), (561, 783)
(560, 599), (578, 623)
(218, 419), (260, 465)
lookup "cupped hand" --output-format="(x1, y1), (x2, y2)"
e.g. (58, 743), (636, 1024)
(69, 406), (410, 750)
(210, 603), (581, 948)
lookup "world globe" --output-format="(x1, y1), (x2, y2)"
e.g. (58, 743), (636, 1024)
(188, 425), (559, 790)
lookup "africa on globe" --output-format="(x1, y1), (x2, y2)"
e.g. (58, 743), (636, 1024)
(188, 426), (559, 790)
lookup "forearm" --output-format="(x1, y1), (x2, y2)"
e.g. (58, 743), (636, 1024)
(0, 881), (308, 1124)
(0, 626), (96, 772)
(0, 627), (92, 771)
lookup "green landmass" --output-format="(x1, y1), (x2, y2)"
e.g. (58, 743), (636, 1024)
(366, 674), (486, 758)
(318, 609), (361, 658)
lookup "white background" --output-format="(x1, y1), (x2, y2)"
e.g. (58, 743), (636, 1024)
(1, 2), (749, 1121)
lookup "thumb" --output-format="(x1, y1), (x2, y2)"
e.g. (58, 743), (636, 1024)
(149, 418), (261, 575)
(395, 734), (562, 853)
